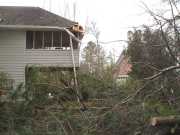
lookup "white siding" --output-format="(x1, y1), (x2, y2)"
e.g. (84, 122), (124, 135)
(0, 30), (80, 87)
(25, 50), (79, 67)
(0, 30), (25, 86)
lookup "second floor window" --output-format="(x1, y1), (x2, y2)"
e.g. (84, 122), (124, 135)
(26, 31), (78, 50)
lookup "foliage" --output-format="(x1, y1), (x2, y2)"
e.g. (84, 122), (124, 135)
(81, 41), (106, 76)
(0, 1), (180, 135)
(0, 64), (119, 135)
(78, 71), (116, 100)
(126, 26), (180, 107)
(0, 68), (78, 135)
(119, 1), (180, 134)
(127, 27), (175, 79)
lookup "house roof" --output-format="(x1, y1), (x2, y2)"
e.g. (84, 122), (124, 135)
(113, 52), (132, 78)
(0, 6), (77, 28)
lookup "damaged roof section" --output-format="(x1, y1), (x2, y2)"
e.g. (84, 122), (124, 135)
(0, 6), (76, 28)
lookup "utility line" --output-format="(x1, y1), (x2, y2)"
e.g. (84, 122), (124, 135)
(80, 39), (127, 45)
(99, 40), (128, 44)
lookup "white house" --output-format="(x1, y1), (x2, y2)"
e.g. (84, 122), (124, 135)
(0, 6), (84, 88)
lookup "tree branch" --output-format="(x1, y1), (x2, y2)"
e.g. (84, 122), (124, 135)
(131, 62), (161, 72)
(142, 2), (180, 64)
(144, 65), (180, 80)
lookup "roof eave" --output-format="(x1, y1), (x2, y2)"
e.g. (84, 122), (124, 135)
(0, 24), (84, 43)
(0, 25), (67, 31)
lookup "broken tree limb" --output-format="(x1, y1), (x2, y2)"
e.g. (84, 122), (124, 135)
(150, 116), (180, 126)
(69, 35), (87, 112)
(64, 28), (81, 43)
(144, 65), (180, 80)
(131, 61), (161, 72)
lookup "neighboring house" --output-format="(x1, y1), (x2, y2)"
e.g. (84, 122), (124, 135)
(113, 52), (132, 81)
(0, 6), (84, 87)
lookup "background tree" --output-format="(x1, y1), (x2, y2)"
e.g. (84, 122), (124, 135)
(127, 27), (175, 79)
(81, 41), (106, 75)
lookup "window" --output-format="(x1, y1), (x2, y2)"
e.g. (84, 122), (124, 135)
(72, 32), (78, 49)
(62, 32), (69, 47)
(26, 31), (78, 50)
(26, 31), (33, 49)
(35, 31), (43, 49)
(44, 31), (52, 48)
(53, 31), (61, 47)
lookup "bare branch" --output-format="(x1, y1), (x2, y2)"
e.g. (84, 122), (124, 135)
(112, 81), (152, 108)
(142, 2), (179, 64)
(131, 62), (161, 72)
(168, 0), (180, 41)
(143, 86), (164, 101)
(144, 65), (180, 80)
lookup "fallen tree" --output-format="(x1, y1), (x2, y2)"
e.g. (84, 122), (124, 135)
(150, 116), (180, 126)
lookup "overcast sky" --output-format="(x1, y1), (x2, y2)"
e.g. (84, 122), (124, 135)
(0, 0), (166, 59)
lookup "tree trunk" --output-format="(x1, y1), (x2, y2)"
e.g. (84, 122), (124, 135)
(150, 116), (180, 126)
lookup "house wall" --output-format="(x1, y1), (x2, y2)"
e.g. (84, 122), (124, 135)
(116, 57), (131, 76)
(0, 30), (79, 87)
(0, 30), (25, 87)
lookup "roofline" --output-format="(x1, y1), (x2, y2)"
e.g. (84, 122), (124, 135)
(116, 52), (125, 65)
(0, 25), (67, 30)
(0, 6), (77, 26)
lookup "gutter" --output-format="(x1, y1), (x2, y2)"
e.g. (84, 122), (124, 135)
(0, 25), (83, 43)
(0, 25), (66, 30)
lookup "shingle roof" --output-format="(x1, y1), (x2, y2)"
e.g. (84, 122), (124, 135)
(0, 6), (76, 28)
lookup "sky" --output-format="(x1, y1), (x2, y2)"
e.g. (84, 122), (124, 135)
(0, 0), (166, 60)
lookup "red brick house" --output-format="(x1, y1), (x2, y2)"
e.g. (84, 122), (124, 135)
(113, 52), (132, 81)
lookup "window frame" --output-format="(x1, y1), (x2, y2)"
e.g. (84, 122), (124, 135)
(26, 31), (78, 50)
